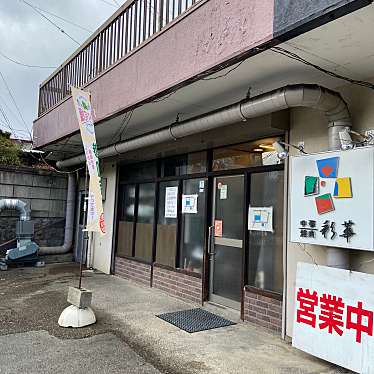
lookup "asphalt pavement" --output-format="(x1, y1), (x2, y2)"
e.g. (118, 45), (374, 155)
(0, 263), (350, 374)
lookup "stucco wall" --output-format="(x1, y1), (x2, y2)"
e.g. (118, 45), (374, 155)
(89, 161), (117, 274)
(286, 78), (374, 337)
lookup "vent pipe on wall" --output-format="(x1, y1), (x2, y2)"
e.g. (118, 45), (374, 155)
(56, 84), (352, 268)
(39, 173), (76, 255)
(57, 84), (351, 168)
(0, 199), (31, 221)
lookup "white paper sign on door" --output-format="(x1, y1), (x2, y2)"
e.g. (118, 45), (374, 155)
(182, 194), (198, 214)
(165, 186), (178, 218)
(220, 184), (227, 199)
(248, 206), (273, 232)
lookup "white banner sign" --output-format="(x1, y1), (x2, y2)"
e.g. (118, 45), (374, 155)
(293, 262), (374, 373)
(290, 147), (374, 251)
(165, 186), (178, 218)
(71, 86), (105, 235)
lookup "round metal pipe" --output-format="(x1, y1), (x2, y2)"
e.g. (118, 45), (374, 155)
(39, 173), (76, 255)
(0, 199), (31, 221)
(57, 84), (351, 169)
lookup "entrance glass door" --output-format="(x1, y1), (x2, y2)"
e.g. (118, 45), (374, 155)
(209, 175), (244, 309)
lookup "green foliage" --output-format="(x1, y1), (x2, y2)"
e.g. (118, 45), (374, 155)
(0, 130), (22, 166)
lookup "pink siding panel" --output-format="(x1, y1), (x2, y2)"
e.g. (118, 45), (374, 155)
(34, 0), (274, 147)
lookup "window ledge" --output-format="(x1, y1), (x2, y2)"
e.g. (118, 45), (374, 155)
(153, 263), (202, 279)
(244, 285), (282, 301)
(117, 255), (153, 266)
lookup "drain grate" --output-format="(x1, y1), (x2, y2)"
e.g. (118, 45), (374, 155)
(157, 308), (236, 333)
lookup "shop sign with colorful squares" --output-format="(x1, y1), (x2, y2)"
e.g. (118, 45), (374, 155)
(304, 156), (353, 215)
(290, 147), (374, 251)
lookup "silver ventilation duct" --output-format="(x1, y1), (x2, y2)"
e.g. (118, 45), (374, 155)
(0, 199), (31, 221)
(56, 84), (351, 168)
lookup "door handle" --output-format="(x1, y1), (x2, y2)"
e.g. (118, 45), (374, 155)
(208, 225), (215, 256)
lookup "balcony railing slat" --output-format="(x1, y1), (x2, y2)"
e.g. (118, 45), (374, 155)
(134, 3), (138, 49)
(143, 0), (147, 41)
(115, 17), (120, 61)
(38, 0), (200, 115)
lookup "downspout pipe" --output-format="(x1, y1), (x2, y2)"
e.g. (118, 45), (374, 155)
(57, 84), (351, 169)
(0, 199), (31, 221)
(38, 173), (76, 255)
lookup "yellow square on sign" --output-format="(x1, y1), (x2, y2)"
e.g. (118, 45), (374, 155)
(333, 177), (352, 198)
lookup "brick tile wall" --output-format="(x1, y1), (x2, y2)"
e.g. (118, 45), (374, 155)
(152, 265), (202, 304)
(243, 287), (282, 333)
(115, 257), (151, 287)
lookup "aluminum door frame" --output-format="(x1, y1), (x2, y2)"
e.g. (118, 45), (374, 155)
(208, 175), (244, 310)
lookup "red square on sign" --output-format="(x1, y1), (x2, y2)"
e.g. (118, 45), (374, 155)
(214, 220), (223, 237)
(315, 193), (335, 215)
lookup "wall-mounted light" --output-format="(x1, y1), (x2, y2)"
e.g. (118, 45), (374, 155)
(259, 144), (275, 151)
(272, 141), (307, 160)
(339, 128), (354, 150)
(339, 128), (373, 150)
(272, 141), (288, 160)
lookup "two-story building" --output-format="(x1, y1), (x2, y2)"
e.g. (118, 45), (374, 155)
(33, 0), (374, 340)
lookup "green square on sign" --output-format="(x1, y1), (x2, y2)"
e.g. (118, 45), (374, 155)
(304, 176), (319, 196)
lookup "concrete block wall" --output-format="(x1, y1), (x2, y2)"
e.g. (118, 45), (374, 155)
(0, 166), (67, 252)
(152, 264), (202, 304)
(243, 287), (282, 333)
(115, 257), (151, 287)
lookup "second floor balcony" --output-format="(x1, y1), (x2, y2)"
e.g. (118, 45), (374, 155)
(33, 0), (373, 154)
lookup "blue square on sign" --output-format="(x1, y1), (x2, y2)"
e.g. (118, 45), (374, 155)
(254, 214), (261, 222)
(186, 200), (191, 206)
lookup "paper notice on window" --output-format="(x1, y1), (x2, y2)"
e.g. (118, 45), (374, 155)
(182, 194), (198, 214)
(220, 184), (227, 199)
(214, 220), (223, 237)
(248, 206), (273, 232)
(165, 186), (178, 218)
(199, 180), (205, 193)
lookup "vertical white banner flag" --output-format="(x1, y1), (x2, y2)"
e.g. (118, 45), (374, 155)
(71, 86), (106, 235)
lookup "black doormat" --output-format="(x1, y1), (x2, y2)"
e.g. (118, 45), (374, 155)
(157, 308), (236, 333)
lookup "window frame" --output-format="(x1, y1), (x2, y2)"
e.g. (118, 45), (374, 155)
(242, 167), (285, 299)
(115, 137), (285, 292)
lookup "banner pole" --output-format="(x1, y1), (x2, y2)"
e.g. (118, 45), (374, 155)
(78, 164), (88, 289)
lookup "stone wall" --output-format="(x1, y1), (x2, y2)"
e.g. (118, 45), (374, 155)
(0, 166), (67, 253)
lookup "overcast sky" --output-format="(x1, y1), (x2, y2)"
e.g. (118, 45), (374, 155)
(0, 0), (126, 140)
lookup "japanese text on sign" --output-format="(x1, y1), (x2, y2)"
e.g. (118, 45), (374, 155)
(290, 148), (374, 251)
(165, 186), (178, 218)
(72, 86), (105, 235)
(296, 288), (372, 343)
(293, 262), (374, 373)
(298, 219), (355, 242)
